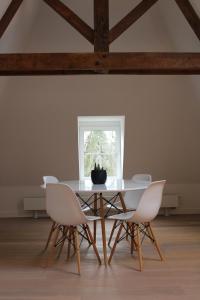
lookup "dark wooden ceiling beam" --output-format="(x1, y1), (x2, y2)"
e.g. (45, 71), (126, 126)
(43, 0), (94, 44)
(94, 0), (109, 52)
(175, 0), (200, 40)
(0, 0), (24, 39)
(109, 0), (159, 44)
(0, 52), (200, 75)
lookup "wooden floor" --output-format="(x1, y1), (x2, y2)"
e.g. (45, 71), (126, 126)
(0, 215), (200, 300)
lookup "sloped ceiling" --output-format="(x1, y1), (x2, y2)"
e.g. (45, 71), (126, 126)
(191, 0), (200, 13)
(0, 0), (199, 53)
(0, 0), (199, 100)
(0, 1), (40, 92)
(0, 1), (199, 185)
(0, 0), (40, 52)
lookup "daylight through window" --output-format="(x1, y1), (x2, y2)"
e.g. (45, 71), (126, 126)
(78, 116), (125, 180)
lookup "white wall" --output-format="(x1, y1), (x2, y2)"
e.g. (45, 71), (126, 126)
(0, 0), (200, 217)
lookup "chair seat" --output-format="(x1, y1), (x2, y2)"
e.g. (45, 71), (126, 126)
(107, 201), (121, 208)
(86, 215), (101, 222)
(107, 202), (123, 210)
(107, 202), (136, 211)
(81, 206), (90, 212)
(108, 211), (134, 221)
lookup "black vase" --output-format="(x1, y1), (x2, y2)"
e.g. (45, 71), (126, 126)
(91, 170), (107, 184)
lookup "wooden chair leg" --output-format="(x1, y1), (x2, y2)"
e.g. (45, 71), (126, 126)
(108, 223), (123, 264)
(108, 220), (118, 247)
(44, 221), (56, 251)
(85, 224), (101, 265)
(82, 225), (92, 246)
(74, 227), (81, 275)
(99, 193), (108, 266)
(126, 222), (129, 241)
(72, 229), (76, 254)
(93, 221), (97, 244)
(133, 224), (138, 250)
(136, 225), (143, 271)
(127, 223), (137, 254)
(93, 193), (97, 243)
(130, 223), (134, 254)
(148, 223), (164, 261)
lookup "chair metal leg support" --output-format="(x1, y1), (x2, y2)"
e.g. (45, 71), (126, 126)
(81, 225), (92, 246)
(126, 222), (130, 241)
(67, 227), (73, 260)
(93, 193), (98, 243)
(57, 226), (69, 259)
(130, 223), (135, 254)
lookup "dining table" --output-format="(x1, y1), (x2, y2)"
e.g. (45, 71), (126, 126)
(61, 179), (149, 265)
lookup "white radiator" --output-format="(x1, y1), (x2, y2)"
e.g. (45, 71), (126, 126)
(23, 197), (45, 218)
(23, 194), (179, 218)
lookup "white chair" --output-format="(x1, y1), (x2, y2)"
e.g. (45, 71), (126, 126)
(42, 175), (59, 188)
(108, 180), (166, 271)
(108, 174), (152, 246)
(42, 176), (59, 250)
(46, 183), (101, 274)
(42, 176), (91, 251)
(121, 174), (152, 210)
(43, 176), (90, 212)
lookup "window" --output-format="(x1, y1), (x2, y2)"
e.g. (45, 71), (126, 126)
(78, 116), (125, 180)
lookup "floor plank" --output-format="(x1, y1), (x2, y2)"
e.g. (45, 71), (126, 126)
(0, 215), (200, 300)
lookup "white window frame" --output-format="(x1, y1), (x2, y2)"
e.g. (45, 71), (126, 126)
(78, 116), (125, 180)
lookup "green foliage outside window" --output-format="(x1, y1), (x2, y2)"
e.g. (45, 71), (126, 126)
(84, 130), (117, 177)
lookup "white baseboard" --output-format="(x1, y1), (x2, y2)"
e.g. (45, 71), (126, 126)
(172, 208), (200, 215)
(0, 184), (200, 218)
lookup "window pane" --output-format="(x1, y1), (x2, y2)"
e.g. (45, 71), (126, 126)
(78, 116), (124, 180)
(84, 130), (118, 177)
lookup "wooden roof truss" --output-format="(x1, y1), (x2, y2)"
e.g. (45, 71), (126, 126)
(0, 0), (200, 75)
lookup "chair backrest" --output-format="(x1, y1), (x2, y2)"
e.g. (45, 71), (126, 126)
(133, 180), (166, 223)
(124, 174), (152, 209)
(43, 176), (59, 188)
(46, 183), (87, 226)
(132, 174), (152, 183)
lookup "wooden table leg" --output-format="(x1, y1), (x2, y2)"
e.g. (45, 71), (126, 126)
(93, 193), (97, 243)
(118, 192), (127, 212)
(118, 192), (129, 241)
(99, 192), (107, 266)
